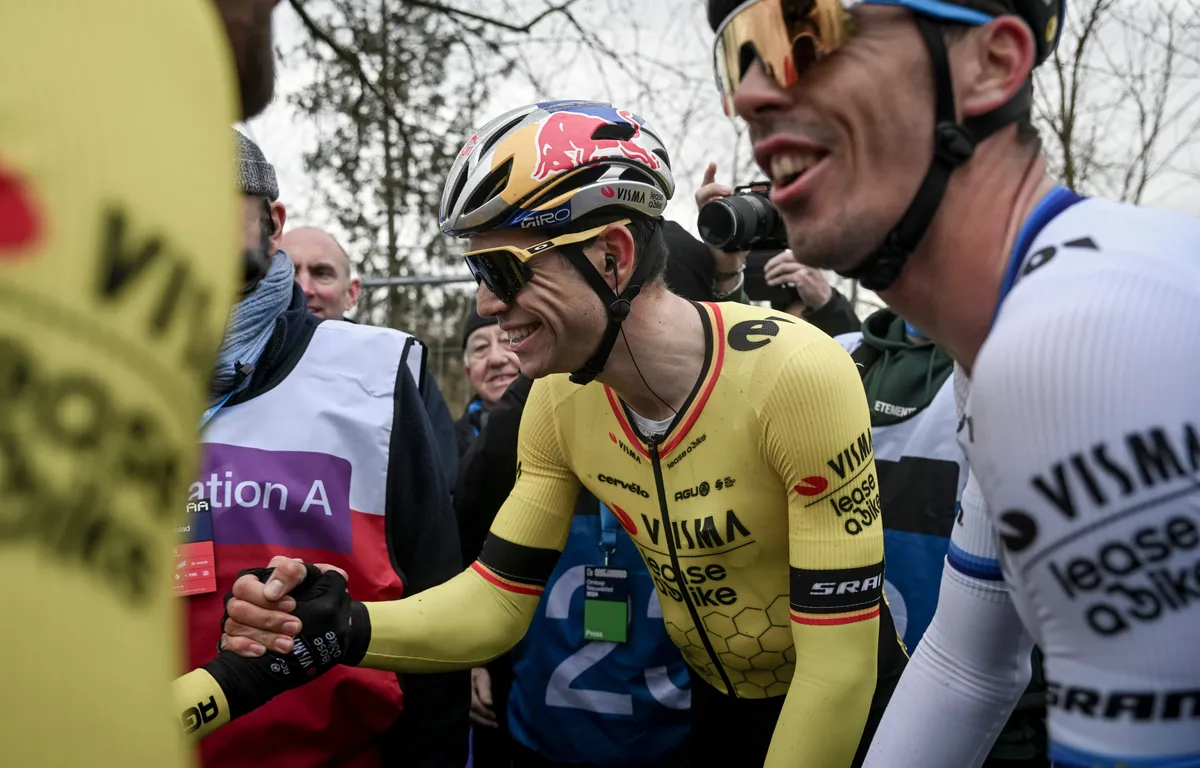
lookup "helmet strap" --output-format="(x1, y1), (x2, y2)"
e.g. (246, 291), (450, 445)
(561, 222), (665, 385)
(839, 17), (1033, 291)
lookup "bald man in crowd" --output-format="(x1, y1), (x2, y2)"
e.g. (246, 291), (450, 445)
(283, 225), (362, 319)
(282, 224), (461, 490)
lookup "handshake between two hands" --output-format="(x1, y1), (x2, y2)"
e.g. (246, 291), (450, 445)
(219, 556), (357, 660)
(205, 557), (368, 718)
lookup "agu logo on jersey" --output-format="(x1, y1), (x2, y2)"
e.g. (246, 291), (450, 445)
(0, 161), (42, 253)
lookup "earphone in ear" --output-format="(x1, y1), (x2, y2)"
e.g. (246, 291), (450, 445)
(604, 253), (616, 272)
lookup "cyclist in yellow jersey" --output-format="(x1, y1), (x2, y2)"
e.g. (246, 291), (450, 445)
(0, 0), (306, 763)
(220, 101), (908, 767)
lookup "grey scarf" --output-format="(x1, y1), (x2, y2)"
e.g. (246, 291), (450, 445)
(210, 250), (294, 399)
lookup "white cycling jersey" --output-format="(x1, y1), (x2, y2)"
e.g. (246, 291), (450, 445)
(866, 188), (1200, 768)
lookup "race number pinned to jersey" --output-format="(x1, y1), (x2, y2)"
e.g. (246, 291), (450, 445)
(173, 499), (217, 596)
(583, 566), (628, 643)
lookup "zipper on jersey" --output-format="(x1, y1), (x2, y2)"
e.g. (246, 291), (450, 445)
(648, 436), (738, 697)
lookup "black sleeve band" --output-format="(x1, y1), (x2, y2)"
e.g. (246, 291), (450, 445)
(478, 533), (560, 589)
(789, 561), (885, 614)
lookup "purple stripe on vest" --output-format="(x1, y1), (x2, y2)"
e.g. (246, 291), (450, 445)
(191, 443), (354, 553)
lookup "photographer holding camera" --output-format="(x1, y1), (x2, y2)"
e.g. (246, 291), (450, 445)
(761, 249), (861, 336)
(695, 162), (754, 301)
(696, 162), (860, 336)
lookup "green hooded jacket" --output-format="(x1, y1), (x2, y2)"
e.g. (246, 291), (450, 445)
(855, 308), (954, 427)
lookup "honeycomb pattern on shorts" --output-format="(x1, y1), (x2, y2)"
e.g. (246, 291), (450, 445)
(664, 594), (794, 698)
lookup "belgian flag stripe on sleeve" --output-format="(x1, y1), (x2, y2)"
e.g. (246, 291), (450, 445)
(473, 533), (560, 596)
(790, 562), (884, 625)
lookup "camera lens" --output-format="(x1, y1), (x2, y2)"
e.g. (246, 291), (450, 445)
(697, 191), (787, 251)
(697, 198), (739, 248)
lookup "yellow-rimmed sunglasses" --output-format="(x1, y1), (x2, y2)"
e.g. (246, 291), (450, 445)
(463, 218), (630, 304)
(712, 0), (994, 116)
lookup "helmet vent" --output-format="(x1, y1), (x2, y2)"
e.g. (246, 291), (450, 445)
(480, 115), (528, 157)
(591, 122), (637, 141)
(464, 157), (514, 215)
(446, 167), (470, 214)
(526, 165), (608, 208)
(618, 167), (655, 185)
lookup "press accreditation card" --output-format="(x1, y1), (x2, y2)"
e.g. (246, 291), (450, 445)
(173, 499), (217, 597)
(583, 566), (628, 643)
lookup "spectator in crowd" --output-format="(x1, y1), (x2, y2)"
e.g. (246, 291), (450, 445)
(456, 310), (521, 456)
(760, 249), (862, 336)
(836, 312), (1047, 767)
(693, 162), (752, 304)
(281, 223), (461, 491)
(189, 132), (468, 768)
(282, 225), (361, 319)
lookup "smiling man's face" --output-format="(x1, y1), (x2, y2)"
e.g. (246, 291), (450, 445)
(737, 6), (937, 274)
(464, 323), (521, 407)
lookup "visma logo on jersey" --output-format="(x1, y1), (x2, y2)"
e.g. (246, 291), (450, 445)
(815, 432), (881, 536)
(1009, 423), (1200, 553)
(294, 630), (343, 669)
(1007, 422), (1200, 637)
(608, 432), (642, 464)
(640, 509), (752, 553)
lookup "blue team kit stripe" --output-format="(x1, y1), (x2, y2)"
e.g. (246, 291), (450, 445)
(946, 540), (1004, 581)
(1051, 742), (1200, 768)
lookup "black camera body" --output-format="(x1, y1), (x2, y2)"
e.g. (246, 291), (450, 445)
(696, 181), (788, 252)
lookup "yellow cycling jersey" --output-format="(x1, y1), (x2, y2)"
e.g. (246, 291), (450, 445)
(1, 1), (239, 764)
(360, 300), (907, 766)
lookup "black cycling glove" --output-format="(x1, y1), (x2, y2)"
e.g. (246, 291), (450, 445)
(206, 564), (372, 720)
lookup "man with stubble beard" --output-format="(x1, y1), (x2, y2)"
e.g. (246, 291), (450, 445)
(0, 1), (305, 764)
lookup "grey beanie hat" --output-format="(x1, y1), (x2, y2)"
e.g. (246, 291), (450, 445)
(234, 129), (279, 201)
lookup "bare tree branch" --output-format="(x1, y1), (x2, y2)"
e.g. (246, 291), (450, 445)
(402, 0), (582, 33)
(1036, 0), (1199, 203)
(287, 0), (421, 148)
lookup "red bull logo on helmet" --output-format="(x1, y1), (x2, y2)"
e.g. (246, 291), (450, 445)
(532, 107), (660, 181)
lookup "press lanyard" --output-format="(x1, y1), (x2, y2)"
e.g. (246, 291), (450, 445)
(599, 503), (619, 566)
(198, 362), (256, 430)
(198, 389), (237, 430)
